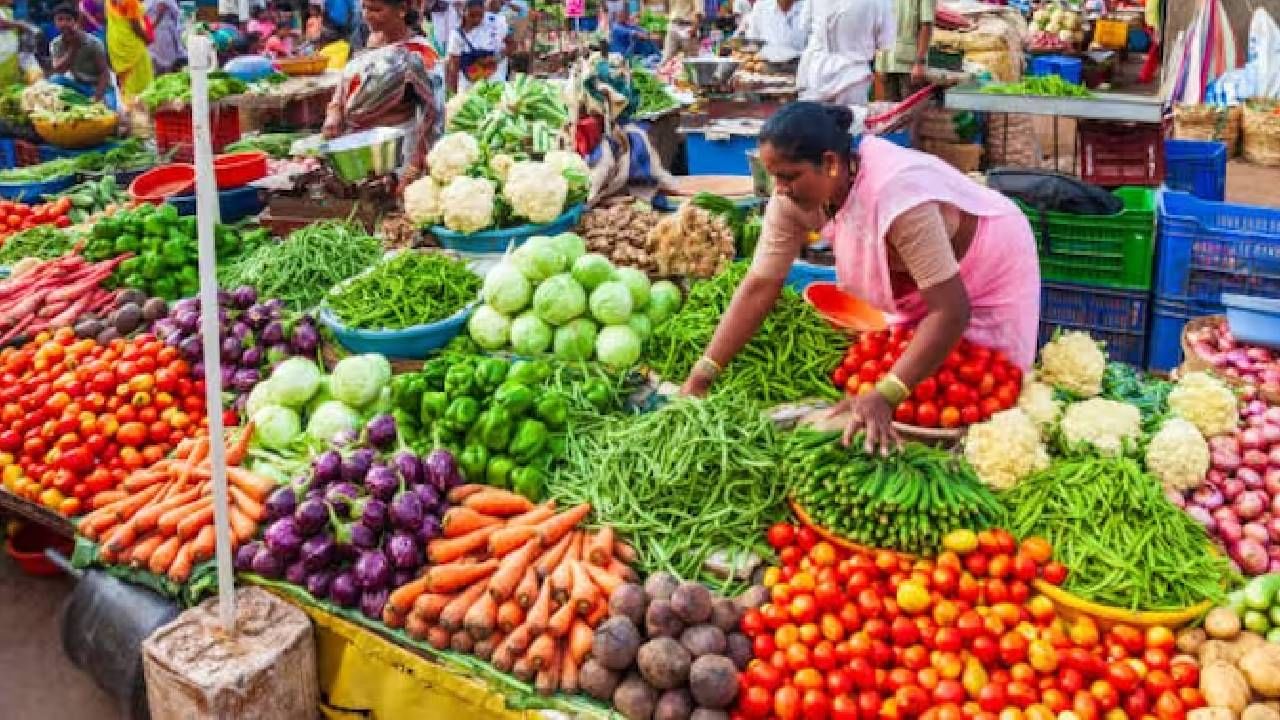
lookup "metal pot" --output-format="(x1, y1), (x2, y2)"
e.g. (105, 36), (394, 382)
(747, 149), (773, 198)
(321, 127), (406, 184)
(684, 57), (740, 90)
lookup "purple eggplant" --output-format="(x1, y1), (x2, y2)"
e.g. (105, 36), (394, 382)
(285, 559), (309, 586)
(264, 517), (304, 558)
(300, 534), (336, 571)
(219, 364), (235, 387)
(306, 570), (334, 598)
(264, 485), (298, 522)
(244, 303), (269, 328)
(241, 346), (264, 367)
(294, 498), (330, 536)
(389, 490), (424, 531)
(231, 392), (247, 415)
(325, 482), (361, 508)
(190, 360), (205, 380)
(231, 320), (251, 341)
(387, 531), (421, 569)
(220, 336), (242, 363)
(393, 569), (416, 589)
(342, 449), (375, 484)
(357, 497), (388, 532)
(424, 449), (461, 490)
(232, 368), (261, 393)
(304, 487), (325, 501)
(216, 289), (233, 307)
(416, 514), (442, 545)
(264, 298), (285, 317)
(234, 540), (263, 571)
(261, 320), (285, 345)
(360, 588), (389, 620)
(179, 335), (202, 361)
(231, 285), (257, 309)
(331, 429), (358, 448)
(355, 549), (392, 590)
(365, 414), (397, 450)
(364, 464), (398, 502)
(312, 449), (342, 484)
(291, 321), (320, 354)
(350, 523), (378, 549)
(173, 297), (200, 316)
(392, 451), (423, 486)
(173, 309), (201, 334)
(329, 570), (360, 607)
(250, 544), (284, 578)
(153, 318), (178, 341)
(414, 484), (441, 513)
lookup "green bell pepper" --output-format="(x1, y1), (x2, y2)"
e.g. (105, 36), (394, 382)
(547, 435), (567, 457)
(459, 443), (489, 482)
(153, 276), (177, 300)
(512, 466), (546, 501)
(480, 407), (513, 452)
(582, 378), (614, 412)
(156, 203), (179, 223)
(139, 256), (163, 280)
(160, 239), (188, 266)
(118, 256), (142, 277)
(494, 382), (535, 416)
(535, 392), (569, 429)
(179, 216), (197, 236)
(421, 391), (450, 423)
(474, 357), (510, 394)
(392, 408), (419, 443)
(485, 455), (516, 489)
(390, 374), (427, 416)
(444, 361), (477, 398)
(508, 418), (548, 463)
(92, 218), (121, 240)
(421, 356), (452, 389)
(507, 359), (551, 386)
(465, 414), (486, 447)
(143, 215), (168, 237)
(113, 233), (140, 254)
(443, 396), (480, 433)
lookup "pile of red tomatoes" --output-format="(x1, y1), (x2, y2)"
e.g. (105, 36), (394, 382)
(734, 524), (1203, 720)
(0, 329), (210, 516)
(0, 197), (74, 240)
(831, 331), (1024, 429)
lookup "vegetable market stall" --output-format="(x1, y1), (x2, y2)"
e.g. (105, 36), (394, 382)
(228, 73), (341, 134)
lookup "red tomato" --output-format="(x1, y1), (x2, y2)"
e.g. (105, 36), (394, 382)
(915, 402), (940, 428)
(801, 689), (830, 720)
(977, 684), (1007, 713)
(768, 523), (797, 550)
(995, 384), (1018, 409)
(830, 695), (859, 720)
(1169, 660), (1198, 689)
(748, 660), (784, 691)
(960, 404), (980, 425)
(894, 400), (916, 424)
(1144, 669), (1175, 698)
(1041, 562), (1068, 585)
(774, 686), (801, 720)
(913, 377), (937, 402)
(940, 406), (961, 428)
(1154, 691), (1185, 720)
(739, 686), (772, 719)
(1124, 688), (1151, 719)
(1107, 662), (1141, 693)
(1090, 680), (1118, 711)
(826, 669), (855, 697)
(832, 367), (850, 388)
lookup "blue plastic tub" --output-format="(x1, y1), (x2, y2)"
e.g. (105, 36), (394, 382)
(168, 185), (265, 222)
(1164, 139), (1227, 201)
(319, 304), (475, 359)
(1154, 189), (1280, 303)
(0, 174), (76, 201)
(1222, 294), (1280, 349)
(37, 141), (120, 163)
(786, 259), (837, 292)
(1147, 295), (1223, 371)
(1029, 55), (1083, 85)
(1039, 281), (1150, 367)
(432, 204), (585, 254)
(0, 139), (15, 170)
(685, 132), (758, 175)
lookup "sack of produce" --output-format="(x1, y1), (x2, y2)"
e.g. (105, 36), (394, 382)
(1243, 99), (1280, 167)
(1174, 103), (1243, 156)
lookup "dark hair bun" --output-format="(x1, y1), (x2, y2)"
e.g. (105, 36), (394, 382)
(759, 101), (857, 166)
(821, 105), (854, 134)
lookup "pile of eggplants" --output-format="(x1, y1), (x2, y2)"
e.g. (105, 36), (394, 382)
(151, 285), (321, 414)
(235, 417), (462, 620)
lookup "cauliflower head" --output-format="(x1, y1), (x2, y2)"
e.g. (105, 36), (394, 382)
(403, 176), (444, 226)
(488, 153), (516, 182)
(964, 408), (1050, 490)
(1017, 379), (1061, 431)
(1168, 371), (1239, 438)
(1038, 331), (1106, 397)
(445, 92), (468, 124)
(503, 161), (568, 224)
(1144, 418), (1209, 492)
(1060, 398), (1142, 456)
(441, 176), (497, 234)
(542, 150), (589, 179)
(428, 133), (481, 184)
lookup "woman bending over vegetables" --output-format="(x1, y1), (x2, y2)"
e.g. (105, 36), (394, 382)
(681, 102), (1040, 453)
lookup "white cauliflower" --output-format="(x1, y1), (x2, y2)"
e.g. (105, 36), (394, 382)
(441, 176), (496, 234)
(488, 153), (516, 182)
(503, 161), (568, 224)
(427, 132), (481, 184)
(1017, 379), (1061, 431)
(964, 408), (1050, 490)
(1060, 398), (1142, 456)
(402, 176), (444, 226)
(1145, 418), (1210, 492)
(1168, 371), (1239, 438)
(445, 93), (468, 125)
(1038, 331), (1107, 398)
(542, 149), (590, 179)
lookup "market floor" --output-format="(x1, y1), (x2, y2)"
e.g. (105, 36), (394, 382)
(1226, 160), (1280, 209)
(0, 553), (118, 720)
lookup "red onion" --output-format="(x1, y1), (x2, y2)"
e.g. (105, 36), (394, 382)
(1223, 477), (1246, 501)
(1246, 414), (1267, 429)
(1271, 491), (1280, 514)
(1242, 428), (1266, 450)
(1264, 382), (1280, 399)
(1192, 484), (1226, 510)
(1231, 538), (1270, 575)
(1239, 467), (1265, 489)
(1236, 490), (1268, 520)
(1243, 522), (1270, 543)
(1266, 406), (1280, 425)
(1185, 505), (1216, 532)
(1207, 468), (1228, 486)
(1165, 488), (1187, 508)
(1211, 435), (1242, 455)
(1219, 517), (1245, 543)
(1193, 339), (1222, 364)
(1262, 424), (1280, 446)
(1244, 449), (1269, 471)
(1268, 445), (1280, 467)
(1247, 347), (1272, 362)
(1269, 558), (1280, 573)
(1270, 544), (1280, 560)
(1268, 516), (1280, 541)
(1213, 451), (1242, 473)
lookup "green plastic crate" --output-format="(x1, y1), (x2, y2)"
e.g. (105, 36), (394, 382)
(1017, 186), (1156, 291)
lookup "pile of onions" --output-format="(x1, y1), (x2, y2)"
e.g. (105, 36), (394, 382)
(1186, 318), (1280, 397)
(1179, 401), (1280, 575)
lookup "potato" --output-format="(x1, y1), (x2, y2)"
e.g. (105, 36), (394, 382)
(1236, 632), (1267, 658)
(681, 625), (727, 658)
(726, 632), (752, 671)
(1202, 640), (1246, 666)
(645, 572), (679, 603)
(671, 582), (713, 625)
(1206, 607), (1243, 640)
(690, 711), (729, 720)
(614, 672), (658, 720)
(646, 599), (685, 639)
(689, 655), (739, 709)
(1240, 644), (1280, 697)
(736, 585), (769, 610)
(709, 597), (742, 633)
(610, 583), (649, 627)
(637, 637), (692, 690)
(580, 658), (622, 702)
(595, 617), (644, 671)
(1201, 660), (1252, 714)
(1188, 709), (1237, 720)
(1244, 705), (1280, 720)
(655, 688), (693, 720)
(1178, 627), (1208, 655)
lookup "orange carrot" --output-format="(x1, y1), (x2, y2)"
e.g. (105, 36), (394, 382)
(426, 626), (451, 651)
(159, 497), (211, 536)
(463, 489), (534, 517)
(586, 526), (615, 566)
(488, 538), (541, 603)
(89, 490), (129, 510)
(584, 562), (625, 598)
(228, 485), (265, 522)
(568, 621), (594, 664)
(547, 597), (576, 637)
(474, 632), (503, 662)
(527, 633), (558, 672)
(98, 543), (118, 565)
(560, 648), (579, 695)
(128, 534), (165, 567)
(515, 567), (540, 609)
(569, 560), (598, 615)
(585, 598), (608, 626)
(497, 600), (525, 634)
(504, 501), (557, 528)
(405, 614), (431, 641)
(605, 558), (639, 583)
(225, 467), (276, 502)
(464, 592), (498, 639)
(441, 506), (503, 538)
(423, 558), (499, 594)
(447, 484), (488, 503)
(168, 543), (195, 582)
(488, 526), (538, 557)
(535, 644), (561, 696)
(382, 605), (405, 630)
(148, 535), (182, 575)
(225, 420), (255, 466)
(614, 540), (639, 565)
(229, 505), (259, 544)
(439, 582), (489, 631)
(534, 531), (574, 579)
(412, 592), (455, 623)
(390, 575), (431, 614)
(111, 482), (167, 522)
(525, 579), (554, 635)
(102, 519), (139, 554)
(191, 525), (216, 563)
(535, 503), (592, 546)
(549, 533), (580, 603)
(450, 631), (474, 654)
(503, 619), (534, 655)
(176, 502), (215, 540)
(426, 525), (500, 564)
(491, 643), (516, 672)
(121, 469), (169, 493)
(512, 656), (534, 683)
(133, 486), (202, 533)
(78, 510), (119, 540)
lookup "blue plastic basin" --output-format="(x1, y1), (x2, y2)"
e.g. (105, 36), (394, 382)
(319, 304), (476, 359)
(0, 174), (76, 201)
(431, 204), (585, 254)
(1222, 294), (1280, 350)
(168, 185), (265, 223)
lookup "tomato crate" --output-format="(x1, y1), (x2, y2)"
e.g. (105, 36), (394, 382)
(1078, 120), (1165, 187)
(153, 105), (240, 163)
(1039, 281), (1150, 367)
(1017, 186), (1156, 291)
(1155, 189), (1280, 303)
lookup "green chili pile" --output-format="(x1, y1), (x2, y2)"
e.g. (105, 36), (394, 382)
(326, 251), (480, 330)
(788, 430), (1004, 556)
(647, 262), (846, 405)
(219, 221), (382, 311)
(1001, 456), (1236, 610)
(546, 393), (786, 590)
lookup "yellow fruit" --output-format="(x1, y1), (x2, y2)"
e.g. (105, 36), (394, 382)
(942, 529), (978, 554)
(38, 487), (64, 510)
(0, 451), (13, 467)
(896, 580), (931, 615)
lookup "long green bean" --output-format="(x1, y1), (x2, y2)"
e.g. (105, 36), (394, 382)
(218, 221), (382, 311)
(325, 251), (480, 330)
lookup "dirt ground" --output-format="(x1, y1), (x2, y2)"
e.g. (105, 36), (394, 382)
(1226, 159), (1280, 209)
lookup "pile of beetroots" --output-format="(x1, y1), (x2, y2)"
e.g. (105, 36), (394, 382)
(1177, 399), (1280, 576)
(234, 416), (461, 620)
(1184, 319), (1280, 397)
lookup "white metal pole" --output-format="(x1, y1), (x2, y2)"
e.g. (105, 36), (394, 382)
(188, 33), (236, 633)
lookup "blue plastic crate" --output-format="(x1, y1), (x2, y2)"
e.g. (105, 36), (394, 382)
(685, 131), (758, 175)
(1222, 294), (1280, 349)
(786, 260), (836, 292)
(37, 141), (120, 163)
(1038, 281), (1150, 366)
(1029, 55), (1083, 85)
(1128, 26), (1151, 52)
(0, 174), (76, 201)
(1148, 295), (1224, 371)
(0, 138), (14, 170)
(1164, 139), (1227, 201)
(1154, 189), (1280, 303)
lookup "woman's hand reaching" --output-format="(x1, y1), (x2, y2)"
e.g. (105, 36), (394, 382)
(827, 390), (902, 455)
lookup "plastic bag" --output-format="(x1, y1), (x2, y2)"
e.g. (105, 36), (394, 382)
(1249, 8), (1280, 99)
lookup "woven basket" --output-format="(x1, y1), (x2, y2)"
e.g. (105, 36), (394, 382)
(1180, 313), (1280, 404)
(1243, 100), (1280, 167)
(1173, 104), (1242, 156)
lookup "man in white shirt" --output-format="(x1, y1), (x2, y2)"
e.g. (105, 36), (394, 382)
(797, 0), (895, 106)
(738, 0), (808, 60)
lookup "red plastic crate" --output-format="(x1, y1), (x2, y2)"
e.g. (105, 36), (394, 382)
(1078, 120), (1164, 187)
(14, 138), (40, 167)
(284, 89), (334, 129)
(153, 105), (241, 163)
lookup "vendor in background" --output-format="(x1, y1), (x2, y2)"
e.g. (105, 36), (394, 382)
(105, 0), (154, 102)
(488, 0), (527, 72)
(49, 4), (114, 106)
(145, 0), (186, 74)
(445, 0), (510, 93)
(798, 0), (894, 106)
(738, 0), (808, 59)
(262, 19), (296, 55)
(681, 102), (1039, 452)
(875, 0), (931, 100)
(305, 1), (325, 39)
(246, 6), (276, 36)
(661, 0), (700, 60)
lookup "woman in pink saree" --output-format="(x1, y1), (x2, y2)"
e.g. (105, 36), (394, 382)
(682, 102), (1040, 453)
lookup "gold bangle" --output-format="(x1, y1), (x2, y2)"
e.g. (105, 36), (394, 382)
(696, 356), (722, 377)
(876, 373), (910, 406)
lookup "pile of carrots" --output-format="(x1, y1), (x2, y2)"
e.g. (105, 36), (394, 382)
(386, 486), (638, 696)
(77, 423), (275, 583)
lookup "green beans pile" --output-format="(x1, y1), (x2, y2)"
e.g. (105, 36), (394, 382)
(326, 251), (480, 330)
(647, 262), (846, 405)
(0, 226), (77, 264)
(788, 430), (1004, 556)
(546, 393), (786, 590)
(219, 221), (383, 312)
(1002, 456), (1236, 610)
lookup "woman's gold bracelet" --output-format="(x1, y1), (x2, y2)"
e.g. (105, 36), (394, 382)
(875, 373), (910, 406)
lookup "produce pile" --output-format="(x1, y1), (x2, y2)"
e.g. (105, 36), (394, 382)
(0, 253), (133, 346)
(0, 196), (74, 244)
(0, 226), (77, 264)
(139, 70), (247, 110)
(648, 203), (737, 279)
(219, 221), (382, 312)
(980, 76), (1092, 98)
(1185, 318), (1280, 397)
(0, 158), (79, 184)
(577, 202), (663, 275)
(628, 65), (681, 117)
(446, 75), (571, 160)
(689, 192), (763, 262)
(68, 288), (169, 345)
(245, 354), (390, 451)
(71, 138), (159, 174)
(1179, 579), (1280, 712)
(325, 251), (480, 331)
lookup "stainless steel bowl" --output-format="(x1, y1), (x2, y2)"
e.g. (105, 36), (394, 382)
(684, 57), (741, 89)
(322, 127), (406, 183)
(747, 149), (773, 198)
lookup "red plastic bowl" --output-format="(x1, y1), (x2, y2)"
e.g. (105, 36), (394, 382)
(4, 523), (72, 577)
(129, 164), (195, 203)
(803, 282), (887, 332)
(214, 151), (268, 189)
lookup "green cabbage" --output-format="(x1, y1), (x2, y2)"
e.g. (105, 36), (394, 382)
(511, 235), (566, 281)
(551, 232), (586, 266)
(510, 312), (553, 355)
(532, 273), (587, 326)
(627, 313), (652, 343)
(553, 318), (598, 360)
(269, 357), (323, 408)
(469, 304), (512, 349)
(588, 281), (634, 325)
(615, 267), (651, 309)
(306, 377), (334, 417)
(482, 262), (532, 315)
(647, 280), (682, 326)
(330, 354), (391, 409)
(251, 405), (302, 450)
(572, 253), (617, 291)
(245, 380), (277, 420)
(596, 325), (642, 368)
(306, 400), (362, 443)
